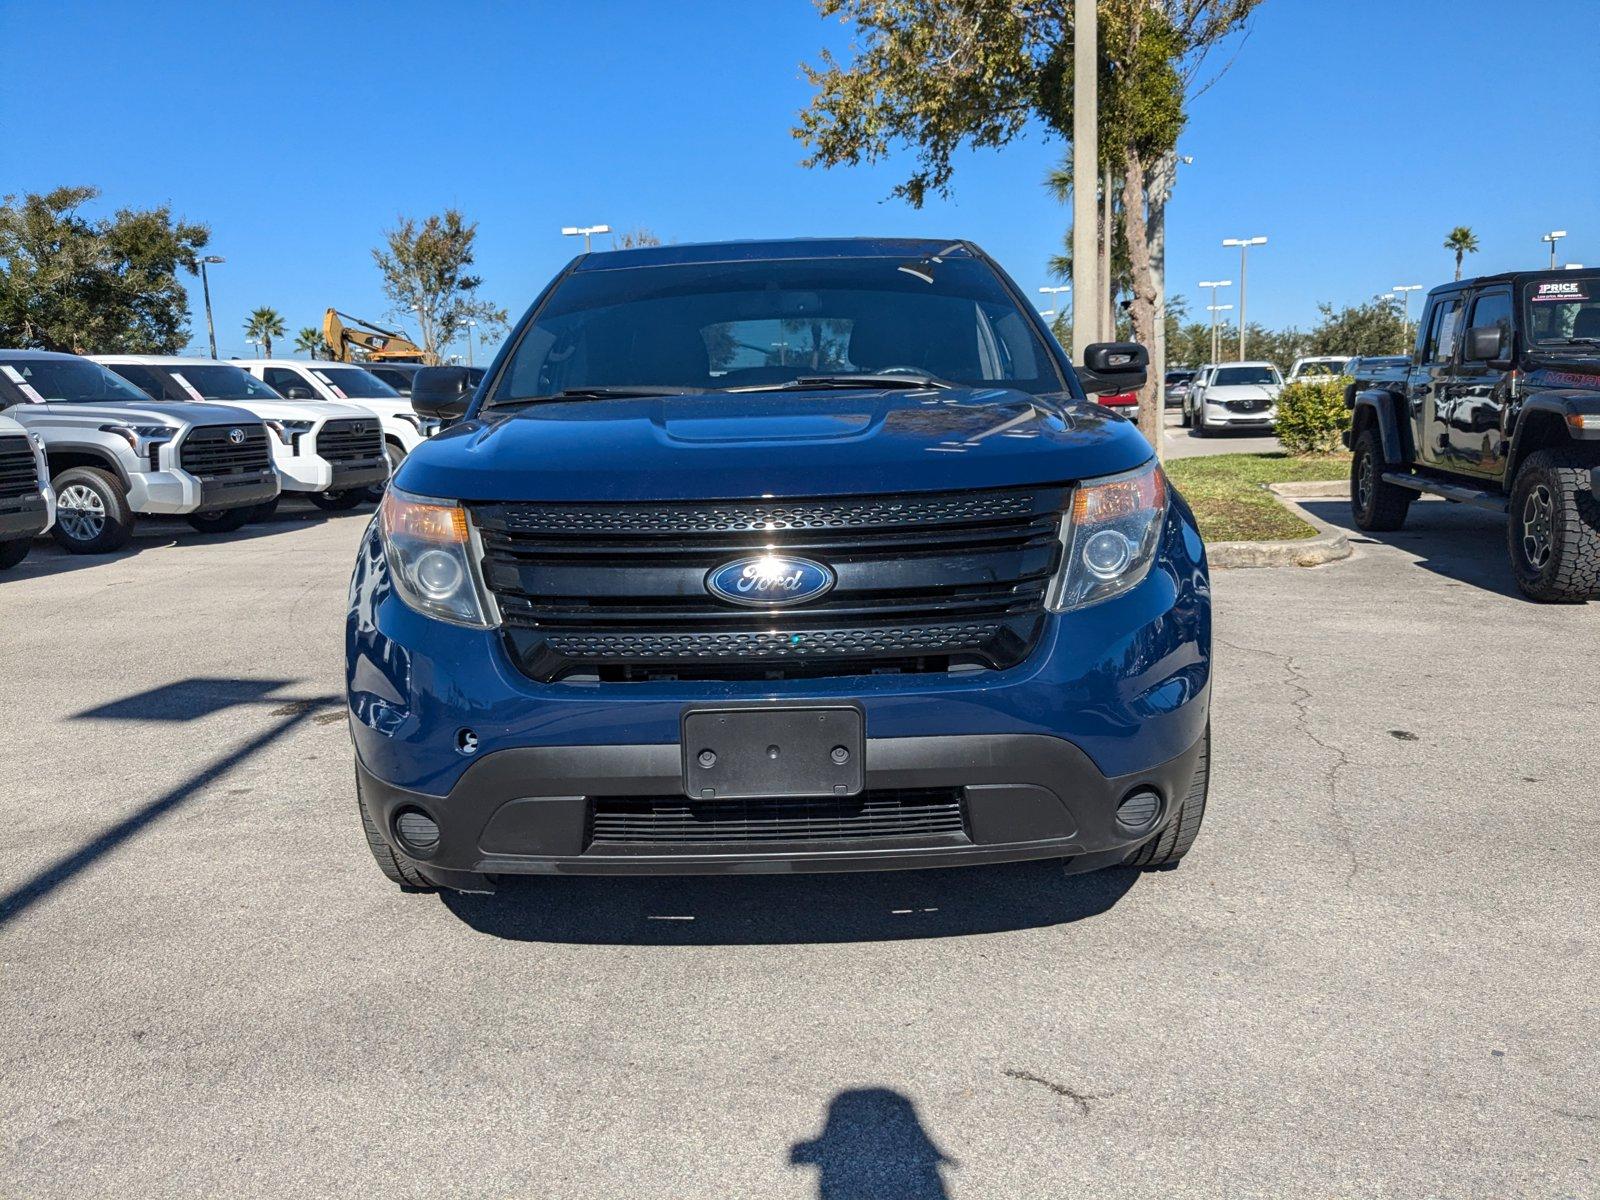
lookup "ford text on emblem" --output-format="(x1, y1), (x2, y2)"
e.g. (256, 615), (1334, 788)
(706, 555), (836, 607)
(228, 427), (246, 445)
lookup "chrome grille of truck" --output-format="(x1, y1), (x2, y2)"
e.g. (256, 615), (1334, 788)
(473, 486), (1065, 683)
(589, 788), (965, 845)
(178, 424), (270, 478)
(0, 436), (38, 500)
(316, 419), (384, 464)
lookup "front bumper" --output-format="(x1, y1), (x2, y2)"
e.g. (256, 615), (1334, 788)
(356, 730), (1207, 884)
(0, 490), (51, 540)
(1203, 406), (1277, 427)
(128, 467), (277, 514)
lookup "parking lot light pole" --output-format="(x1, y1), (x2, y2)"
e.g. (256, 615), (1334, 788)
(1221, 238), (1267, 360)
(1197, 280), (1231, 363)
(246, 337), (260, 358)
(1206, 304), (1233, 365)
(1038, 285), (1071, 327)
(561, 224), (612, 253)
(465, 318), (477, 368)
(1542, 230), (1567, 269)
(198, 256), (224, 359)
(1392, 284), (1423, 353)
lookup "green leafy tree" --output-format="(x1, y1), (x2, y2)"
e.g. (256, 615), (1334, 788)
(1443, 225), (1479, 281)
(244, 306), (285, 357)
(0, 185), (209, 353)
(294, 326), (328, 360)
(795, 0), (1261, 446)
(1306, 296), (1407, 357)
(372, 209), (509, 365)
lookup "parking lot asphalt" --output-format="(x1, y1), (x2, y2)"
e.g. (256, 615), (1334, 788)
(2, 498), (1596, 1199)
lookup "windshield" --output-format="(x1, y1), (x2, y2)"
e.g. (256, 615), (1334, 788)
(1212, 366), (1281, 386)
(1293, 359), (1347, 376)
(0, 358), (153, 404)
(488, 254), (1067, 406)
(165, 364), (285, 400)
(312, 367), (400, 399)
(1523, 277), (1600, 344)
(1165, 371), (1194, 384)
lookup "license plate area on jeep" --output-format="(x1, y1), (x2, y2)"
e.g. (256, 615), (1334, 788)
(681, 705), (864, 800)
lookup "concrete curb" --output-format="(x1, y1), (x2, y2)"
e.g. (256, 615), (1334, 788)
(1208, 480), (1350, 569)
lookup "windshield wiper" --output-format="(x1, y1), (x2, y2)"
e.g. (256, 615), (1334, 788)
(1542, 337), (1600, 347)
(734, 372), (953, 393)
(489, 385), (701, 408)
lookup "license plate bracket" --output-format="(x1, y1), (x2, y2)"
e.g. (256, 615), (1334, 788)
(681, 705), (864, 800)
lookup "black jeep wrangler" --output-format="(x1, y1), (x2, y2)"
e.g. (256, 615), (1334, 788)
(1347, 269), (1600, 601)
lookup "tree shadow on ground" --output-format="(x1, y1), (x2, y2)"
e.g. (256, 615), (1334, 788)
(441, 859), (1138, 946)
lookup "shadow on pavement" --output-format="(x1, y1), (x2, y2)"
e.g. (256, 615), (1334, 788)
(442, 858), (1138, 945)
(790, 1087), (954, 1199)
(0, 678), (341, 927)
(1298, 498), (1520, 599)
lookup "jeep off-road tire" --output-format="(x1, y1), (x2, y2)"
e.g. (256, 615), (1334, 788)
(310, 489), (367, 512)
(1507, 448), (1600, 603)
(1123, 727), (1209, 869)
(186, 506), (253, 535)
(0, 538), (30, 570)
(1350, 427), (1411, 532)
(356, 767), (435, 891)
(50, 466), (135, 554)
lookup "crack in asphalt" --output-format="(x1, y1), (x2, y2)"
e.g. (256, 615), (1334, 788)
(1003, 1069), (1112, 1115)
(1216, 635), (1362, 889)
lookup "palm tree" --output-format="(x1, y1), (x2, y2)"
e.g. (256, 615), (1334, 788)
(1443, 226), (1480, 281)
(244, 307), (287, 357)
(293, 326), (326, 360)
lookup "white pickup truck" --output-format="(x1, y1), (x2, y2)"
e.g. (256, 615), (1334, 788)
(0, 409), (53, 571)
(95, 356), (388, 512)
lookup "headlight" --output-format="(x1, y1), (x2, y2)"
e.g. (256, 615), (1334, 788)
(378, 487), (497, 628)
(1045, 459), (1168, 613)
(265, 419), (314, 448)
(100, 423), (175, 458)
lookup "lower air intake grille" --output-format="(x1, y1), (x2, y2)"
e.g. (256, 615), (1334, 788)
(590, 789), (965, 845)
(0, 437), (38, 500)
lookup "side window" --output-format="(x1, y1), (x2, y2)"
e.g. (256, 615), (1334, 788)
(264, 367), (306, 393)
(1422, 298), (1463, 364)
(1468, 289), (1512, 336)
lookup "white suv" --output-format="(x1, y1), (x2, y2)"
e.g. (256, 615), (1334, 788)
(241, 360), (436, 480)
(1189, 361), (1284, 437)
(94, 356), (388, 512)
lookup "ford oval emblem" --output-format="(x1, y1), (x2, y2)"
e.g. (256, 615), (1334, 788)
(706, 555), (836, 607)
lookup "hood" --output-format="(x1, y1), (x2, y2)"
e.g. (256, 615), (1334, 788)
(396, 385), (1154, 503)
(324, 396), (410, 421)
(1204, 383), (1280, 401)
(35, 400), (263, 429)
(185, 397), (367, 424)
(0, 412), (26, 437)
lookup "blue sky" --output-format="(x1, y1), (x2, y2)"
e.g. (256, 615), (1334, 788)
(3, 0), (1597, 360)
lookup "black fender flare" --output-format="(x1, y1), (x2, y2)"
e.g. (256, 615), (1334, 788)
(1350, 390), (1408, 464)
(44, 442), (131, 488)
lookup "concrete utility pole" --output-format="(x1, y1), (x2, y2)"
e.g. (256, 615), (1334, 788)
(198, 256), (224, 359)
(1071, 0), (1099, 360)
(561, 224), (612, 252)
(1222, 237), (1267, 360)
(1542, 230), (1567, 269)
(1392, 284), (1423, 353)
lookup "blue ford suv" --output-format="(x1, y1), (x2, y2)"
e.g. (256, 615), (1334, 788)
(346, 239), (1211, 892)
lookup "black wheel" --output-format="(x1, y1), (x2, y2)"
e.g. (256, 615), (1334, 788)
(356, 766), (435, 891)
(309, 489), (367, 512)
(0, 538), (30, 571)
(50, 466), (135, 554)
(1124, 727), (1209, 869)
(1507, 449), (1600, 603)
(1194, 405), (1212, 437)
(367, 443), (404, 501)
(186, 506), (253, 534)
(1350, 427), (1412, 532)
(247, 495), (280, 522)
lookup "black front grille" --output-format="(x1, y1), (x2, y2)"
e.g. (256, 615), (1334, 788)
(179, 424), (271, 478)
(473, 486), (1066, 683)
(316, 418), (385, 464)
(0, 436), (39, 500)
(1225, 397), (1272, 413)
(590, 788), (966, 845)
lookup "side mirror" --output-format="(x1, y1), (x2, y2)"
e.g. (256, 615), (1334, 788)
(411, 366), (474, 422)
(1465, 324), (1509, 366)
(1077, 342), (1149, 397)
(283, 385), (315, 400)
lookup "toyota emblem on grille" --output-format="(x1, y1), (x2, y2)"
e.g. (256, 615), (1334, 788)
(352, 423), (367, 434)
(706, 555), (836, 607)
(228, 427), (245, 445)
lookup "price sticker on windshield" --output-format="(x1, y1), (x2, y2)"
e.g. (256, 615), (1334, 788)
(169, 372), (206, 402)
(1, 365), (46, 403)
(1534, 281), (1589, 302)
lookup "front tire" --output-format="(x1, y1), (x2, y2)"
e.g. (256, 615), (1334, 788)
(1507, 449), (1600, 603)
(356, 767), (435, 891)
(50, 466), (135, 554)
(248, 495), (280, 523)
(0, 538), (30, 571)
(1124, 728), (1209, 869)
(309, 490), (366, 512)
(1350, 427), (1412, 532)
(1194, 406), (1212, 438)
(186, 507), (253, 535)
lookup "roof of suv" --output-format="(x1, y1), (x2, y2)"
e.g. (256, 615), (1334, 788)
(0, 349), (82, 362)
(574, 237), (971, 272)
(1436, 267), (1600, 292)
(94, 355), (247, 366)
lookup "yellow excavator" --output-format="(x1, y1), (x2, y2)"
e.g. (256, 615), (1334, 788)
(322, 308), (428, 363)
